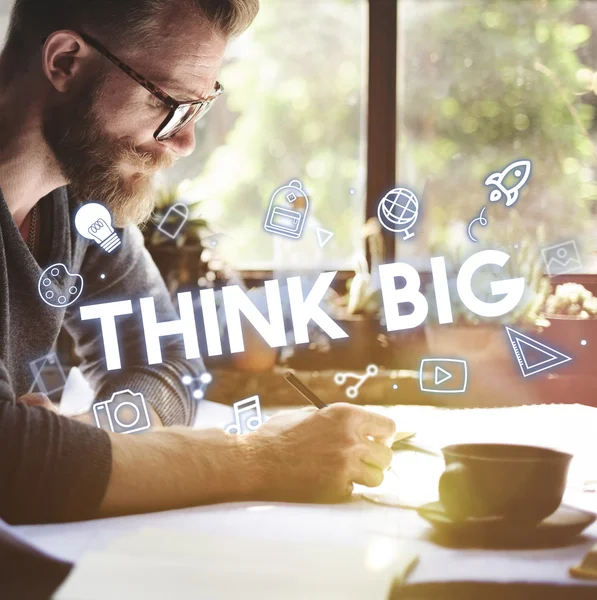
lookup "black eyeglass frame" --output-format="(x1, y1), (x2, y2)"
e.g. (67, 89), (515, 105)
(41, 32), (224, 141)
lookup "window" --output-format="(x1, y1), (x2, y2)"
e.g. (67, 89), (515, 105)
(396, 0), (597, 275)
(166, 0), (369, 271)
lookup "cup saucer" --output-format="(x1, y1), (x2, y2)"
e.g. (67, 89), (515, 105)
(418, 501), (596, 548)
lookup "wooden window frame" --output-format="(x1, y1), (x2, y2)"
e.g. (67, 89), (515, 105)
(366, 0), (398, 266)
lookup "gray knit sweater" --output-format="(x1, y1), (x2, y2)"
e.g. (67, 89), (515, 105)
(0, 185), (205, 525)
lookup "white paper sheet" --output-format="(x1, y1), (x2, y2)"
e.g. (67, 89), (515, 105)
(53, 526), (418, 600)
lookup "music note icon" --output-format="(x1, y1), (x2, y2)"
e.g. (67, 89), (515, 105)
(225, 395), (263, 434)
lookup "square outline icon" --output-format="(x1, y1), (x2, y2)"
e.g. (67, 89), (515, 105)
(541, 240), (582, 276)
(29, 352), (67, 395)
(419, 358), (468, 394)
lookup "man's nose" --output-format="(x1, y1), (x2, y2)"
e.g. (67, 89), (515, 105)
(162, 123), (196, 157)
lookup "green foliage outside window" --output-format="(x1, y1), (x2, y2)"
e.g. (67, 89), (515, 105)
(171, 0), (367, 269)
(400, 0), (597, 263)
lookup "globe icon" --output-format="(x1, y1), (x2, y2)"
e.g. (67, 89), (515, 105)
(377, 187), (419, 239)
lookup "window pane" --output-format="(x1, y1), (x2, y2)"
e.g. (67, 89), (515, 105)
(397, 0), (597, 273)
(165, 0), (369, 271)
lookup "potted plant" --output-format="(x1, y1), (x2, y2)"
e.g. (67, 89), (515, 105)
(330, 218), (399, 369)
(424, 230), (551, 374)
(537, 282), (597, 375)
(141, 182), (211, 295)
(281, 218), (396, 371)
(417, 231), (559, 406)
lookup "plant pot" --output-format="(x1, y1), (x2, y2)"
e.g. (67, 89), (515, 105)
(539, 315), (597, 376)
(383, 326), (427, 370)
(551, 274), (597, 297)
(424, 324), (514, 367)
(148, 244), (204, 293)
(424, 324), (532, 407)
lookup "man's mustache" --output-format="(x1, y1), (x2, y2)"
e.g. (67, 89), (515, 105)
(121, 144), (177, 172)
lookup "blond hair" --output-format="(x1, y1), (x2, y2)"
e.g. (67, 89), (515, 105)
(1, 0), (259, 81)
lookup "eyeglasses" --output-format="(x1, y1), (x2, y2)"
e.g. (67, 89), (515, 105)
(42, 32), (223, 141)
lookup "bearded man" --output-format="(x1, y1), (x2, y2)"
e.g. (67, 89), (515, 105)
(0, 0), (395, 526)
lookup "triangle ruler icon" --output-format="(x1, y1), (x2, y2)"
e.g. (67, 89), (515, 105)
(316, 228), (334, 248)
(505, 326), (572, 377)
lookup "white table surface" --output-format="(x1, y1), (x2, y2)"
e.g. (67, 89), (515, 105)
(13, 494), (597, 588)
(13, 370), (597, 592)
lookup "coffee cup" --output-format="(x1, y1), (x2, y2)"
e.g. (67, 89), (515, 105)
(438, 443), (572, 523)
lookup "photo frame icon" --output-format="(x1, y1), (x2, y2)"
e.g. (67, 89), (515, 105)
(541, 241), (582, 276)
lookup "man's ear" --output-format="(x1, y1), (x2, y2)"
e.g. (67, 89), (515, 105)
(41, 30), (94, 93)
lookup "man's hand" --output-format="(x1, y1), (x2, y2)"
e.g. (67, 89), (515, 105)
(17, 393), (60, 413)
(246, 403), (396, 502)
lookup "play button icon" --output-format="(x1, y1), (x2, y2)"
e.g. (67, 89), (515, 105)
(434, 366), (453, 386)
(419, 358), (468, 394)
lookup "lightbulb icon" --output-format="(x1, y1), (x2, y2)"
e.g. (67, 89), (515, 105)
(74, 202), (121, 253)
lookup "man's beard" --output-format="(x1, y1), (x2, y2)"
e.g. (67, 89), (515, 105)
(41, 72), (176, 227)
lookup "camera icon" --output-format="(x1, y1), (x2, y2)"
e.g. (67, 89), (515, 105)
(92, 389), (151, 435)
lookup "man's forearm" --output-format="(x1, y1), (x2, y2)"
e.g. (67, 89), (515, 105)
(98, 428), (260, 517)
(97, 403), (397, 517)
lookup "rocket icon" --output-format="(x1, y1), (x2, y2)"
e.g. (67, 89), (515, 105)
(484, 159), (531, 207)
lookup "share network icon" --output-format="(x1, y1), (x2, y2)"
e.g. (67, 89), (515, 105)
(505, 326), (572, 377)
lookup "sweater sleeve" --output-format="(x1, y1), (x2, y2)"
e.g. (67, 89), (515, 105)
(63, 224), (206, 427)
(0, 362), (112, 525)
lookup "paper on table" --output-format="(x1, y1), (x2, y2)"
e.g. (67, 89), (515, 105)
(571, 542), (597, 580)
(53, 527), (418, 600)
